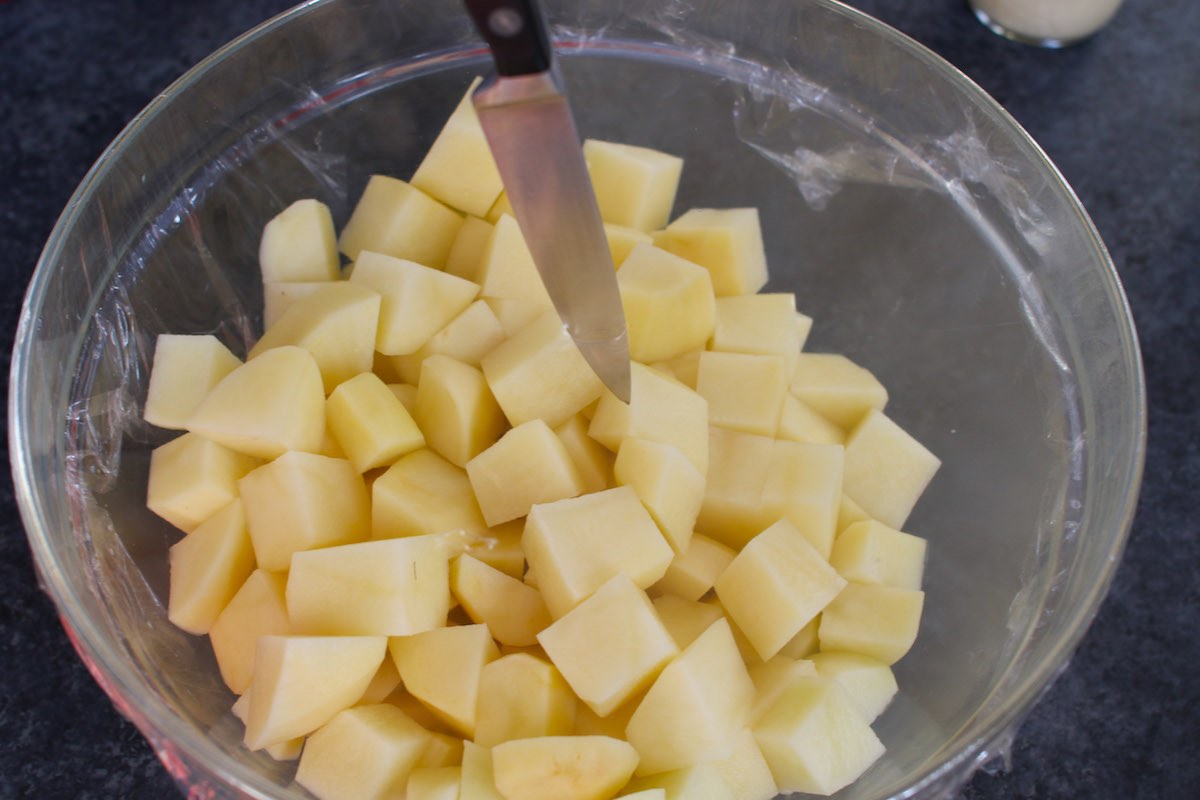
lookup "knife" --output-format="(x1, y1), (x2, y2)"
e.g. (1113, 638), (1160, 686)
(462, 0), (632, 403)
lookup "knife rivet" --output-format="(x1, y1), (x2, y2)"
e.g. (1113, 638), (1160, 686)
(488, 7), (524, 37)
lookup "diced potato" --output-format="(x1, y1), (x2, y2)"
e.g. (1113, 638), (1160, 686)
(554, 414), (614, 494)
(711, 727), (779, 800)
(477, 214), (553, 306)
(389, 624), (499, 738)
(464, 519), (525, 579)
(652, 208), (767, 297)
(295, 704), (432, 800)
(209, 569), (291, 694)
(651, 594), (725, 650)
(818, 583), (925, 665)
(414, 355), (507, 468)
(523, 486), (674, 618)
(231, 689), (304, 760)
(408, 766), (463, 800)
(752, 677), (885, 796)
(617, 243), (716, 363)
(484, 296), (546, 336)
(244, 634), (387, 750)
(474, 653), (576, 747)
(829, 520), (927, 590)
(466, 419), (585, 526)
(613, 437), (703, 554)
(451, 554), (551, 647)
(777, 618), (820, 660)
(650, 349), (702, 390)
(372, 448), (488, 539)
(187, 345), (326, 459)
(144, 334), (241, 430)
(696, 351), (788, 437)
(167, 499), (255, 634)
(350, 251), (480, 355)
(419, 299), (507, 366)
(747, 655), (819, 723)
(146, 433), (260, 532)
(491, 736), (640, 800)
(327, 371), (425, 473)
(623, 764), (734, 800)
(709, 294), (801, 377)
(238, 451), (370, 571)
(761, 439), (844, 558)
(411, 79), (504, 217)
(445, 216), (496, 281)
(843, 409), (941, 529)
(287, 536), (451, 636)
(838, 494), (872, 534)
(778, 394), (844, 446)
(715, 519), (847, 662)
(789, 353), (888, 430)
(263, 281), (343, 330)
(357, 656), (403, 706)
(604, 222), (653, 266)
(809, 652), (898, 722)
(648, 534), (735, 602)
(259, 198), (340, 283)
(626, 619), (755, 776)
(584, 140), (682, 231)
(538, 573), (678, 716)
(339, 175), (463, 268)
(461, 741), (505, 800)
(481, 309), (604, 429)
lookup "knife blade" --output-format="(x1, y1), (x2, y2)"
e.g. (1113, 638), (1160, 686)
(463, 0), (631, 403)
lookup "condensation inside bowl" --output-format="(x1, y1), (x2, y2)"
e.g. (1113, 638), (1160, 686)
(38, 4), (1129, 798)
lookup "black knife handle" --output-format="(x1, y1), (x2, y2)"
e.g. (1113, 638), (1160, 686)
(462, 0), (554, 77)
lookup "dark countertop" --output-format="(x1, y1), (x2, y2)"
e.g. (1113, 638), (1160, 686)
(1, 1), (1196, 798)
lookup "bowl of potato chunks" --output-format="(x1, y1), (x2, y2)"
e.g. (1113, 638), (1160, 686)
(10, 0), (1143, 799)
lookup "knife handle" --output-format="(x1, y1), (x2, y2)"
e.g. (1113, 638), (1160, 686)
(462, 0), (554, 77)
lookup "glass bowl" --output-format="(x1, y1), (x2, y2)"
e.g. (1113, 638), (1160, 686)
(9, 0), (1144, 797)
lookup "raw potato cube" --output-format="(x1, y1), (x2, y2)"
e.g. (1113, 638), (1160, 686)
(477, 214), (553, 306)
(843, 409), (941, 529)
(287, 536), (451, 636)
(711, 727), (780, 800)
(146, 433), (260, 532)
(838, 494), (872, 534)
(523, 486), (674, 618)
(818, 583), (925, 665)
(778, 394), (844, 446)
(747, 656), (819, 723)
(295, 704), (432, 800)
(144, 335), (241, 430)
(409, 766), (463, 800)
(584, 139), (682, 231)
(419, 299), (507, 366)
(259, 198), (340, 283)
(777, 618), (820, 660)
(466, 419), (585, 526)
(358, 656), (403, 705)
(446, 216), (496, 281)
(339, 175), (463, 267)
(263, 281), (343, 330)
(651, 594), (725, 650)
(696, 352), (789, 437)
(809, 652), (898, 722)
(623, 764), (734, 800)
(651, 349), (702, 390)
(715, 519), (847, 662)
(474, 653), (576, 747)
(167, 499), (255, 634)
(414, 355), (507, 467)
(465, 519), (525, 578)
(709, 294), (801, 377)
(485, 296), (546, 336)
(555, 414), (614, 494)
(187, 345), (326, 459)
(790, 353), (888, 430)
(829, 520), (927, 590)
(372, 448), (488, 539)
(649, 534), (735, 602)
(538, 573), (678, 716)
(652, 208), (767, 297)
(762, 439), (844, 558)
(604, 222), (653, 266)
(209, 569), (291, 694)
(411, 79), (504, 217)
(250, 281), (382, 394)
(350, 251), (480, 355)
(461, 741), (505, 800)
(752, 677), (885, 796)
(390, 624), (499, 737)
(244, 635), (387, 749)
(481, 309), (604, 429)
(617, 243), (716, 363)
(491, 736), (640, 800)
(614, 437), (704, 554)
(589, 362), (709, 475)
(238, 451), (370, 571)
(231, 690), (304, 760)
(327, 371), (425, 473)
(451, 554), (551, 647)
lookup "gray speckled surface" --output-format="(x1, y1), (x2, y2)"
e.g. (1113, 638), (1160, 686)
(1, 0), (1196, 798)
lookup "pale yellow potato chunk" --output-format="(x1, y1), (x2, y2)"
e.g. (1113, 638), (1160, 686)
(167, 499), (255, 634)
(464, 519), (525, 579)
(466, 419), (585, 526)
(604, 222), (653, 266)
(461, 742), (505, 800)
(838, 493), (872, 534)
(415, 355), (507, 468)
(843, 409), (941, 529)
(327, 371), (425, 473)
(711, 727), (780, 800)
(250, 282), (382, 394)
(474, 653), (576, 747)
(492, 736), (640, 800)
(445, 216), (496, 281)
(262, 281), (342, 330)
(696, 351), (789, 437)
(484, 296), (546, 336)
(372, 448), (488, 539)
(411, 79), (504, 217)
(709, 293), (801, 377)
(752, 677), (885, 796)
(339, 175), (462, 267)
(830, 519), (927, 590)
(623, 764), (734, 800)
(389, 624), (498, 738)
(554, 414), (614, 494)
(650, 594), (725, 650)
(613, 437), (703, 554)
(477, 214), (553, 306)
(810, 651), (898, 723)
(777, 618), (821, 660)
(747, 655), (820, 724)
(420, 299), (507, 366)
(187, 345), (326, 459)
(408, 766), (463, 800)
(259, 198), (340, 283)
(143, 334), (241, 430)
(617, 243), (716, 363)
(230, 690), (304, 760)
(650, 349), (702, 390)
(238, 451), (370, 571)
(715, 519), (847, 662)
(295, 704), (432, 800)
(652, 208), (767, 297)
(648, 533), (735, 602)
(451, 554), (551, 647)
(778, 393), (845, 446)
(818, 583), (925, 665)
(523, 486), (674, 619)
(790, 353), (888, 430)
(209, 569), (290, 694)
(762, 439), (844, 558)
(350, 250), (480, 355)
(584, 139), (682, 231)
(357, 656), (403, 706)
(287, 536), (451, 636)
(146, 432), (260, 532)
